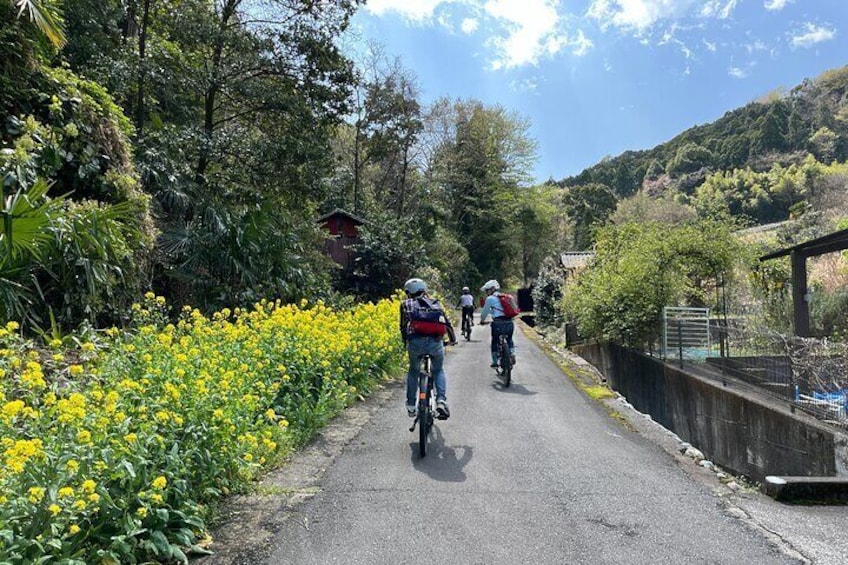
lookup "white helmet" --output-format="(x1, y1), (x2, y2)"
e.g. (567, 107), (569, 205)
(462, 286), (470, 293)
(481, 279), (500, 293)
(404, 278), (427, 296)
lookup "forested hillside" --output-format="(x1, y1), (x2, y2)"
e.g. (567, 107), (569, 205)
(557, 66), (848, 247)
(561, 66), (848, 197)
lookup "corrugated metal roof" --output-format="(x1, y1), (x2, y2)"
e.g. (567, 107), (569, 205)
(316, 208), (368, 225)
(560, 252), (594, 269)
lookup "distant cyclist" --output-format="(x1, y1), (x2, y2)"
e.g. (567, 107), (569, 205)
(456, 286), (475, 332)
(478, 279), (516, 368)
(400, 278), (457, 419)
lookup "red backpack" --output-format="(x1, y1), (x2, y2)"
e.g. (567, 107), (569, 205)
(497, 293), (521, 318)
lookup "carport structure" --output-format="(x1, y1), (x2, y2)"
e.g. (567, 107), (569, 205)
(759, 227), (848, 337)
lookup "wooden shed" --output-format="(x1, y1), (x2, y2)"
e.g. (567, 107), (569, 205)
(317, 208), (367, 270)
(759, 227), (848, 337)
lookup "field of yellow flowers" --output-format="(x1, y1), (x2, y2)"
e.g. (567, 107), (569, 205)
(0, 295), (404, 563)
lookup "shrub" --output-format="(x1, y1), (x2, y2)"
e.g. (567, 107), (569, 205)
(0, 295), (403, 562)
(532, 256), (565, 328)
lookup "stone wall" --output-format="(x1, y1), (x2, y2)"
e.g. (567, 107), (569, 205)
(573, 341), (848, 481)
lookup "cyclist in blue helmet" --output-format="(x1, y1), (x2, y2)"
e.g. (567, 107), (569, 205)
(400, 278), (456, 419)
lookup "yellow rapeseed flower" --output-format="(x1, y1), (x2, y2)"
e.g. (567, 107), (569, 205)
(81, 479), (96, 493)
(152, 476), (167, 490)
(69, 524), (81, 535)
(136, 507), (148, 518)
(28, 486), (45, 503)
(58, 487), (74, 498)
(49, 504), (61, 516)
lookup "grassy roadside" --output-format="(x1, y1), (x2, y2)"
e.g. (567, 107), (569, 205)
(517, 319), (633, 429)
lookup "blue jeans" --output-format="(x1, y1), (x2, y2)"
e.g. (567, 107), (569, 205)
(490, 319), (515, 358)
(406, 336), (446, 406)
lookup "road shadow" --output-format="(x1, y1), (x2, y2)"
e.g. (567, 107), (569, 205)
(490, 380), (537, 395)
(409, 426), (473, 483)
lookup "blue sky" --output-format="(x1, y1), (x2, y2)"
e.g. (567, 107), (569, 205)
(348, 0), (848, 183)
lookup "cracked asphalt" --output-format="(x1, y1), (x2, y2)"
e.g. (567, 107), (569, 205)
(202, 320), (848, 564)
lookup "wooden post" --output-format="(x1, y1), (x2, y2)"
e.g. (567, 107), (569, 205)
(790, 251), (810, 338)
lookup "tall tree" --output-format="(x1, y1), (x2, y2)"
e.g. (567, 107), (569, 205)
(562, 183), (617, 250)
(429, 99), (537, 280)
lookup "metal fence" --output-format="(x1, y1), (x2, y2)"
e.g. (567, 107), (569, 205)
(698, 324), (848, 426)
(662, 307), (711, 362)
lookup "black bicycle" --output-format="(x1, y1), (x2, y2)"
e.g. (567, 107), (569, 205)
(461, 310), (472, 341)
(409, 354), (446, 457)
(496, 333), (513, 387)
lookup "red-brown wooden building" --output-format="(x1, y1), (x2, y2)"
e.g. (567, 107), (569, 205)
(317, 208), (367, 270)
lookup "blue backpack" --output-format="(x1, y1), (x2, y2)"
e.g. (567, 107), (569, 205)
(407, 297), (447, 336)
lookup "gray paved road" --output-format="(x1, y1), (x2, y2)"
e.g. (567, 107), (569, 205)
(263, 322), (798, 564)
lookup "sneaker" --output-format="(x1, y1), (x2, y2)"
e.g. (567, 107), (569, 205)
(490, 362), (498, 368)
(436, 400), (450, 419)
(406, 404), (416, 418)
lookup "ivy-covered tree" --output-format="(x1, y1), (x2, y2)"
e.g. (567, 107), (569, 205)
(563, 219), (738, 348)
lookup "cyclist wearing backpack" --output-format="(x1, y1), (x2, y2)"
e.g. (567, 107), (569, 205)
(400, 278), (457, 419)
(456, 286), (475, 332)
(479, 279), (518, 368)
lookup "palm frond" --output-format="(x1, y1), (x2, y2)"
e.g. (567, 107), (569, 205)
(13, 0), (67, 48)
(1, 179), (60, 267)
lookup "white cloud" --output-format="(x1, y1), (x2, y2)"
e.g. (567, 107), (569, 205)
(658, 29), (694, 59)
(728, 66), (747, 78)
(510, 77), (541, 92)
(587, 0), (739, 32)
(700, 0), (738, 19)
(764, 0), (791, 11)
(364, 0), (593, 69)
(461, 18), (480, 34)
(485, 0), (593, 69)
(587, 0), (694, 31)
(744, 39), (768, 53)
(790, 22), (836, 48)
(363, 0), (453, 22)
(703, 38), (717, 51)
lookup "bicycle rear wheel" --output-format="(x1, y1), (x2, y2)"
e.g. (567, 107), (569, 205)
(499, 336), (511, 387)
(418, 406), (429, 457)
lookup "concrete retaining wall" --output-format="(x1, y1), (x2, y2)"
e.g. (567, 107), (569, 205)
(573, 341), (847, 481)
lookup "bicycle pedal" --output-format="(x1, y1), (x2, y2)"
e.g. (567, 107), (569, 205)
(436, 413), (449, 420)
